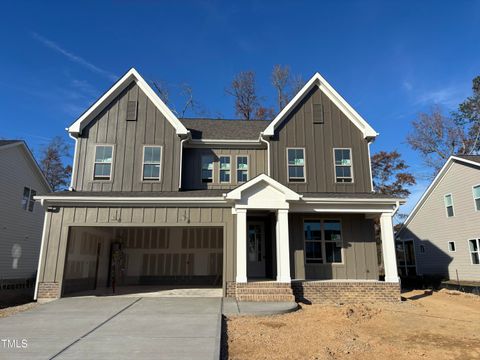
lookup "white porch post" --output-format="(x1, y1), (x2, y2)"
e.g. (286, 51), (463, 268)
(276, 209), (291, 282)
(235, 209), (248, 283)
(380, 213), (399, 283)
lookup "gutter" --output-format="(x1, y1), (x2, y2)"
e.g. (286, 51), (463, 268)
(259, 132), (271, 176)
(67, 131), (78, 191)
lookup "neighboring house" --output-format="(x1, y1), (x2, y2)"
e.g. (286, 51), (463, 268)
(34, 68), (403, 303)
(397, 155), (480, 282)
(0, 140), (51, 300)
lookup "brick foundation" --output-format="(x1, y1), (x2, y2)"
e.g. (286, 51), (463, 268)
(291, 280), (400, 304)
(226, 281), (295, 302)
(37, 282), (61, 300)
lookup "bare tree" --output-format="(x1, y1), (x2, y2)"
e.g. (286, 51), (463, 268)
(152, 80), (170, 105)
(39, 136), (72, 191)
(226, 71), (259, 120)
(272, 65), (290, 111)
(290, 74), (305, 98)
(255, 106), (276, 120)
(453, 76), (480, 154)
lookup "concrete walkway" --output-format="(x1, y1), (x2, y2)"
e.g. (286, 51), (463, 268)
(0, 297), (222, 360)
(222, 298), (298, 316)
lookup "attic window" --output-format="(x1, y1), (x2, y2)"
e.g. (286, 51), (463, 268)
(313, 103), (323, 124)
(126, 101), (138, 121)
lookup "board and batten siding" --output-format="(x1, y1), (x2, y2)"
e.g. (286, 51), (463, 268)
(182, 147), (268, 190)
(399, 161), (480, 281)
(270, 86), (372, 193)
(0, 145), (50, 280)
(37, 206), (236, 295)
(72, 82), (181, 192)
(289, 213), (378, 280)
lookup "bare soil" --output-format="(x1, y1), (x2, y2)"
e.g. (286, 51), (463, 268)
(0, 302), (37, 318)
(225, 289), (480, 360)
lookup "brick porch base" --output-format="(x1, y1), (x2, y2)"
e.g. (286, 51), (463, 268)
(37, 282), (61, 300)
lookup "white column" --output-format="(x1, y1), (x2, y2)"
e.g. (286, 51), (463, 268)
(276, 209), (291, 282)
(235, 209), (247, 283)
(380, 213), (399, 283)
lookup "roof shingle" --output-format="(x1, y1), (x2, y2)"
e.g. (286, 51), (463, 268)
(180, 118), (270, 140)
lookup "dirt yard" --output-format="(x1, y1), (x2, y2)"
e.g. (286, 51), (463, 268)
(0, 302), (37, 318)
(225, 290), (480, 360)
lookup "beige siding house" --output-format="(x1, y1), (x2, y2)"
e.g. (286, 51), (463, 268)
(397, 156), (480, 281)
(0, 141), (51, 298)
(34, 68), (403, 303)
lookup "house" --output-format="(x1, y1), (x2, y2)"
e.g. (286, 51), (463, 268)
(397, 155), (480, 282)
(0, 140), (51, 302)
(34, 68), (403, 303)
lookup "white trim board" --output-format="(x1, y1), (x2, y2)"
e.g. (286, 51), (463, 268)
(263, 72), (378, 139)
(68, 68), (189, 137)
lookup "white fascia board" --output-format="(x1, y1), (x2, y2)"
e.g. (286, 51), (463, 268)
(35, 196), (227, 206)
(263, 72), (378, 139)
(68, 68), (188, 136)
(301, 197), (404, 204)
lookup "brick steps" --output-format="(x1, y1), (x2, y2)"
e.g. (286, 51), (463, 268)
(234, 282), (295, 302)
(236, 294), (295, 302)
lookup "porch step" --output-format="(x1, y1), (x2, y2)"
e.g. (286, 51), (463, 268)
(235, 282), (295, 302)
(235, 282), (292, 288)
(236, 287), (293, 294)
(236, 294), (296, 302)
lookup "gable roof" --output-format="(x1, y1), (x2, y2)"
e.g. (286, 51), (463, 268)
(226, 174), (301, 201)
(181, 118), (270, 140)
(262, 72), (378, 139)
(0, 140), (52, 192)
(68, 68), (189, 137)
(399, 155), (480, 234)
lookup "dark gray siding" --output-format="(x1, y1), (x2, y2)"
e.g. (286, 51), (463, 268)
(270, 86), (372, 193)
(73, 82), (181, 192)
(182, 147), (268, 190)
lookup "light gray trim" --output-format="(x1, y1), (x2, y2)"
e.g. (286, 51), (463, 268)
(218, 155), (232, 184)
(286, 147), (306, 183)
(141, 145), (163, 182)
(333, 147), (354, 184)
(93, 144), (114, 181)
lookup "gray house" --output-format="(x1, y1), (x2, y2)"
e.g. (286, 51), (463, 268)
(0, 140), (51, 300)
(397, 155), (480, 282)
(34, 68), (403, 303)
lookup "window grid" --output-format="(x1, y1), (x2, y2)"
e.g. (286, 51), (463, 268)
(21, 187), (36, 212)
(444, 194), (455, 217)
(201, 155), (214, 183)
(287, 148), (305, 182)
(473, 185), (480, 211)
(219, 156), (231, 183)
(93, 145), (113, 180)
(304, 219), (343, 264)
(236, 156), (249, 183)
(469, 239), (480, 265)
(334, 148), (353, 183)
(142, 146), (162, 181)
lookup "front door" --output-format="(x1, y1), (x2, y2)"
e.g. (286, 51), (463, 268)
(247, 222), (266, 278)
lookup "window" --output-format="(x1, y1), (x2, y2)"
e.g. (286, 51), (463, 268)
(334, 148), (353, 183)
(143, 146), (161, 181)
(444, 194), (454, 217)
(287, 148), (305, 182)
(201, 155), (213, 183)
(94, 145), (113, 180)
(448, 241), (456, 252)
(419, 245), (426, 253)
(21, 187), (36, 212)
(473, 185), (480, 211)
(469, 239), (480, 265)
(236, 156), (249, 183)
(219, 156), (231, 183)
(304, 219), (343, 264)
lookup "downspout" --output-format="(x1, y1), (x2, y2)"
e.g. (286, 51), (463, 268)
(178, 132), (191, 189)
(67, 130), (78, 191)
(259, 132), (271, 176)
(367, 137), (375, 192)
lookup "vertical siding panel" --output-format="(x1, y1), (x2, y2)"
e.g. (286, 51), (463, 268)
(133, 89), (147, 191)
(132, 208), (144, 223)
(43, 209), (64, 282)
(121, 208), (133, 223)
(155, 208), (167, 223)
(166, 208), (179, 223)
(113, 86), (129, 191)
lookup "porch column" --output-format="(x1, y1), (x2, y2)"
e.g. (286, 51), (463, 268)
(276, 209), (291, 282)
(380, 213), (399, 282)
(235, 209), (247, 283)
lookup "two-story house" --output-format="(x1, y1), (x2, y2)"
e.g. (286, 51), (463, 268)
(34, 68), (403, 303)
(397, 155), (480, 282)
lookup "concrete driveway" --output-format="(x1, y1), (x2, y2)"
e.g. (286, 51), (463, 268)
(0, 297), (222, 360)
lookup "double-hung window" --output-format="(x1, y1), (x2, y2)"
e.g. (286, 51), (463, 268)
(334, 148), (353, 183)
(287, 148), (305, 182)
(22, 187), (36, 212)
(469, 239), (480, 265)
(236, 156), (249, 183)
(94, 145), (113, 180)
(201, 155), (214, 183)
(219, 156), (231, 183)
(448, 241), (456, 252)
(473, 185), (480, 211)
(143, 146), (161, 181)
(304, 219), (343, 264)
(444, 194), (454, 217)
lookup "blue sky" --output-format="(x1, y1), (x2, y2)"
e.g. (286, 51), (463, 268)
(1, 1), (479, 213)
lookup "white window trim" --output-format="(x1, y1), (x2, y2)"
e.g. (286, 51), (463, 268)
(22, 187), (36, 212)
(286, 147), (306, 183)
(468, 238), (480, 265)
(201, 154), (214, 183)
(141, 145), (163, 182)
(472, 184), (480, 212)
(219, 155), (232, 184)
(447, 241), (456, 253)
(333, 148), (354, 183)
(444, 193), (455, 218)
(93, 144), (114, 181)
(235, 155), (249, 184)
(303, 218), (344, 265)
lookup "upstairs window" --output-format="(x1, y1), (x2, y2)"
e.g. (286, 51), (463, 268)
(448, 241), (456, 252)
(22, 187), (36, 212)
(219, 156), (231, 183)
(469, 239), (480, 265)
(94, 145), (113, 180)
(444, 194), (454, 217)
(236, 156), (249, 183)
(201, 155), (213, 183)
(334, 148), (353, 183)
(473, 185), (480, 211)
(287, 148), (305, 182)
(143, 146), (161, 181)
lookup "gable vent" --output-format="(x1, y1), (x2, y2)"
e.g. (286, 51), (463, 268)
(126, 101), (138, 121)
(313, 103), (323, 124)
